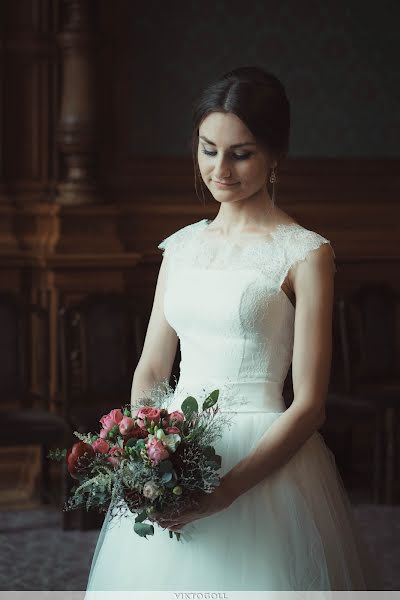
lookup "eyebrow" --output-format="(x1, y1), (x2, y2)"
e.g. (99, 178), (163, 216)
(199, 135), (256, 148)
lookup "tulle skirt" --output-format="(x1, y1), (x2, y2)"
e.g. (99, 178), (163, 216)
(85, 381), (381, 593)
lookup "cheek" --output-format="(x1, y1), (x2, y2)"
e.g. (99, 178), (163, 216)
(197, 151), (212, 169)
(237, 160), (266, 186)
(197, 153), (210, 175)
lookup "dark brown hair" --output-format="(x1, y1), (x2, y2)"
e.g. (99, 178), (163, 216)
(191, 66), (290, 204)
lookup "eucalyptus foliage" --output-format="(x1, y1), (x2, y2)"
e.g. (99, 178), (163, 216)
(48, 378), (236, 542)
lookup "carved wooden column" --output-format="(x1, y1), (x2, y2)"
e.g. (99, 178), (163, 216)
(0, 10), (12, 244)
(0, 18), (5, 206)
(56, 0), (99, 205)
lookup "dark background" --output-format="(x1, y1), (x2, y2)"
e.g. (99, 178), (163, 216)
(0, 0), (399, 514)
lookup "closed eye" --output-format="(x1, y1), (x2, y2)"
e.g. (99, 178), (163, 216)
(201, 149), (252, 161)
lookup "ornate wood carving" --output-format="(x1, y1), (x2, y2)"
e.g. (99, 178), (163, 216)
(56, 0), (99, 205)
(14, 202), (60, 255)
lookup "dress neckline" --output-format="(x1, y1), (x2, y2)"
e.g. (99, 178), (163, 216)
(196, 218), (301, 250)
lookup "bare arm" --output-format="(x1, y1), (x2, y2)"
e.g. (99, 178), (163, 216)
(131, 254), (178, 407)
(220, 242), (336, 503)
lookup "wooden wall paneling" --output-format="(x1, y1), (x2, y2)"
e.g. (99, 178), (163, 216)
(95, 1), (400, 272)
(0, 446), (40, 508)
(0, 266), (21, 291)
(4, 56), (41, 180)
(57, 205), (124, 253)
(1, 0), (59, 261)
(35, 252), (142, 409)
(3, 0), (57, 189)
(0, 1), (7, 207)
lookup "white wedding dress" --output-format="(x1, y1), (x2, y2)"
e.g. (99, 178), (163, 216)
(85, 218), (380, 593)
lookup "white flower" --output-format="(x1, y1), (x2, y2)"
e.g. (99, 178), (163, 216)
(143, 480), (162, 501)
(162, 433), (181, 453)
(155, 428), (181, 452)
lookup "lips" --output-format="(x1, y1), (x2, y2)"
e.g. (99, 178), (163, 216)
(213, 180), (238, 186)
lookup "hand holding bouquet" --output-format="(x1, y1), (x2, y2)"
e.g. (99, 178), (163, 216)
(49, 382), (236, 541)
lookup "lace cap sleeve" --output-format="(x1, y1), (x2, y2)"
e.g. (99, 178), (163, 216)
(157, 229), (182, 256)
(278, 226), (337, 288)
(157, 219), (208, 256)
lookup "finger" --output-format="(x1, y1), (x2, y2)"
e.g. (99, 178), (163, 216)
(168, 523), (184, 532)
(157, 519), (177, 528)
(161, 520), (183, 529)
(158, 511), (191, 525)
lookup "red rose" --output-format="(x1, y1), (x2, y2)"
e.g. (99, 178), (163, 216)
(122, 425), (148, 446)
(66, 442), (95, 479)
(165, 426), (180, 434)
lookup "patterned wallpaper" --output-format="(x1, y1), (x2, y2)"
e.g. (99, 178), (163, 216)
(126, 1), (399, 158)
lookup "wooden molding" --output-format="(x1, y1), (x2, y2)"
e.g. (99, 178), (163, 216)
(14, 201), (60, 254)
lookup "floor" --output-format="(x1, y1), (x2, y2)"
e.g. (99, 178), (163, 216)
(0, 492), (399, 591)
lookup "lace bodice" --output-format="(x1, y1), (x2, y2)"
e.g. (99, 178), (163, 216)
(158, 218), (335, 409)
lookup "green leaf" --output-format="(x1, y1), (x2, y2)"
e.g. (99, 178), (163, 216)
(206, 460), (220, 470)
(158, 459), (173, 474)
(181, 396), (198, 418)
(202, 389), (219, 410)
(135, 509), (148, 523)
(47, 448), (67, 461)
(213, 454), (222, 468)
(134, 521), (154, 538)
(165, 478), (177, 488)
(202, 446), (216, 459)
(124, 437), (137, 449)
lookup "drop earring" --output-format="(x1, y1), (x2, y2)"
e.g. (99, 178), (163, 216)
(269, 167), (277, 205)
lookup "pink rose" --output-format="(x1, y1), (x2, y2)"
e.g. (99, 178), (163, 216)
(92, 438), (110, 453)
(119, 416), (135, 435)
(145, 437), (169, 464)
(134, 407), (161, 429)
(169, 410), (185, 423)
(107, 445), (123, 467)
(165, 426), (180, 434)
(99, 408), (124, 435)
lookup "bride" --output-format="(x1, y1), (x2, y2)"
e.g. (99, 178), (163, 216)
(85, 66), (380, 593)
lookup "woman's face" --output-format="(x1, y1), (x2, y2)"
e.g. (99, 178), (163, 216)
(197, 111), (276, 204)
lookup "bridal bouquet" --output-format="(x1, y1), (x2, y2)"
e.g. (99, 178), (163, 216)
(49, 381), (236, 541)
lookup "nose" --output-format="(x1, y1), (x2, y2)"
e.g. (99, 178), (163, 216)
(213, 154), (231, 179)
